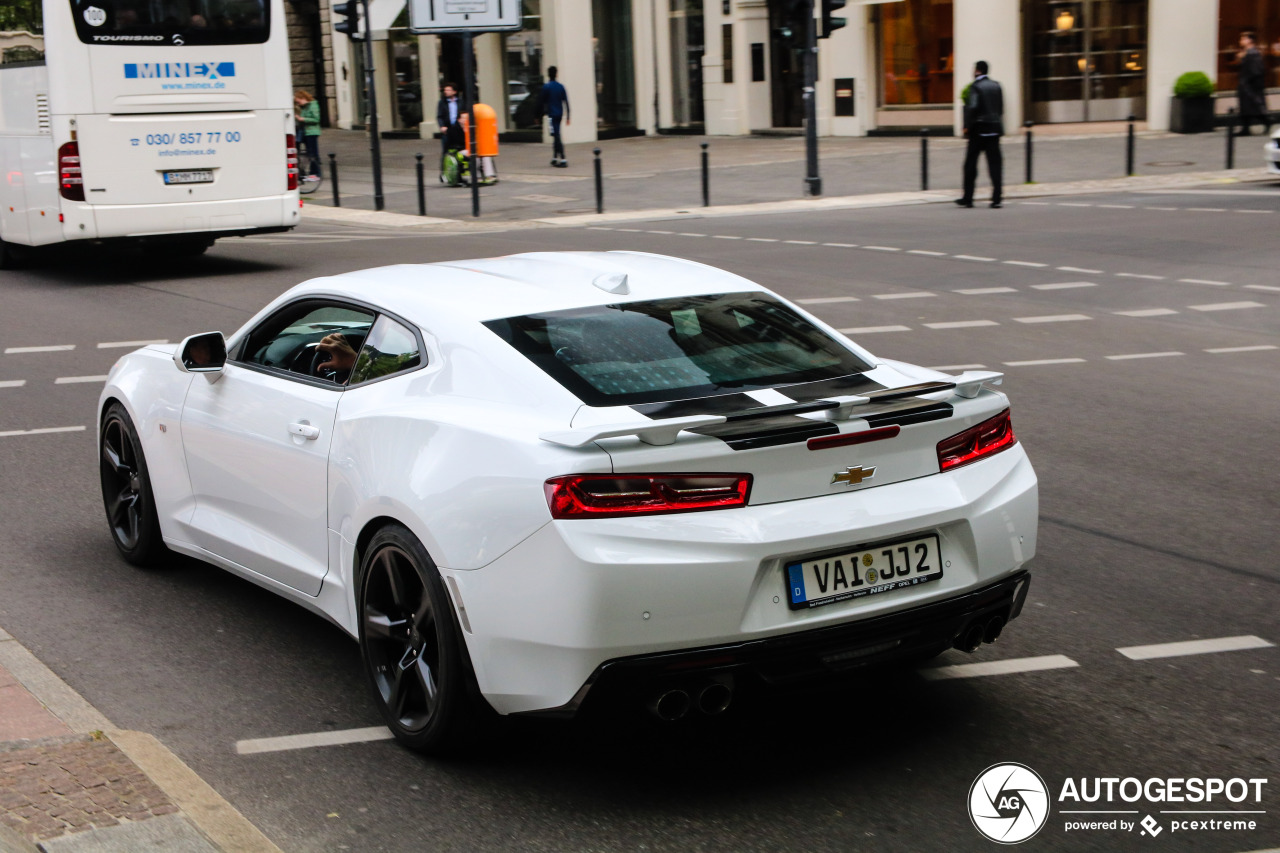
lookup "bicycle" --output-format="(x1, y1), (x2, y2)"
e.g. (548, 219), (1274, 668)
(298, 155), (323, 195)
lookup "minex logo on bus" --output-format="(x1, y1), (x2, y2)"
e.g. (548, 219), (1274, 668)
(123, 62), (236, 80)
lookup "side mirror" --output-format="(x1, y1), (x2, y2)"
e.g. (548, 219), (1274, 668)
(174, 332), (227, 377)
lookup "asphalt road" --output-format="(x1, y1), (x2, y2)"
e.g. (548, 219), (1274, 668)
(1, 183), (1277, 852)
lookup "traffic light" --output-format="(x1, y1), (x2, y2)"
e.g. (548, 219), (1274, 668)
(820, 0), (846, 38)
(776, 0), (808, 44)
(334, 1), (362, 40)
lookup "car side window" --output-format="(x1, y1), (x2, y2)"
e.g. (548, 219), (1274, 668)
(237, 301), (376, 386)
(348, 315), (423, 386)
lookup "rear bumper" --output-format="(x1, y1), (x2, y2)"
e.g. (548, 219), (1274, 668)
(61, 193), (300, 240)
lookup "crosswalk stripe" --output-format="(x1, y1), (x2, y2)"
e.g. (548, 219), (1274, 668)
(920, 655), (1079, 680)
(1117, 636), (1273, 661)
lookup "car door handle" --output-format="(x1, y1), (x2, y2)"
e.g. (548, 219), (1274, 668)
(288, 422), (321, 440)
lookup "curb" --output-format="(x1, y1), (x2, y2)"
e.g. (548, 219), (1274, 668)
(296, 167), (1274, 232)
(0, 629), (282, 853)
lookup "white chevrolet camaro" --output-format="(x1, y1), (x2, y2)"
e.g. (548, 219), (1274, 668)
(98, 251), (1038, 753)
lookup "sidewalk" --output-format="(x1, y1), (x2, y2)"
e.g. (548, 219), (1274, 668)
(0, 626), (279, 853)
(300, 123), (1276, 223)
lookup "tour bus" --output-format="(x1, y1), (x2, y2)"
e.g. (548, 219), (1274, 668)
(0, 0), (299, 267)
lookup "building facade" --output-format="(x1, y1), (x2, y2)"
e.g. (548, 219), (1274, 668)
(321, 0), (1279, 140)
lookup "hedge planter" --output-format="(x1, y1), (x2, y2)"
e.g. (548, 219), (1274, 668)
(1170, 96), (1215, 133)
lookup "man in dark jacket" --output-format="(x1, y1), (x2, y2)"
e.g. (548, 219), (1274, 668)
(538, 66), (571, 167)
(436, 82), (463, 159)
(1235, 31), (1269, 136)
(958, 61), (1004, 209)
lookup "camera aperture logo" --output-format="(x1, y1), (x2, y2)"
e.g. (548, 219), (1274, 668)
(969, 763), (1051, 844)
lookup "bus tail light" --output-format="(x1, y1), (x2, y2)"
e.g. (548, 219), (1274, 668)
(58, 142), (84, 201)
(544, 474), (752, 519)
(285, 134), (299, 191)
(937, 409), (1017, 472)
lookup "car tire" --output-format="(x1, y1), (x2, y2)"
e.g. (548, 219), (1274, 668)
(99, 403), (169, 567)
(358, 524), (486, 755)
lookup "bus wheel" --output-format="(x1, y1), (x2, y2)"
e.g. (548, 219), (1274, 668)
(0, 237), (28, 270)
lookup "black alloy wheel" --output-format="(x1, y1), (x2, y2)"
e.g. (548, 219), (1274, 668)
(358, 525), (483, 754)
(99, 403), (167, 566)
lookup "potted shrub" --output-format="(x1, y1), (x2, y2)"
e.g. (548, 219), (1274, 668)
(1170, 72), (1215, 133)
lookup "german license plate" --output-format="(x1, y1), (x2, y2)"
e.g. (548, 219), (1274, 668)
(785, 533), (942, 610)
(163, 170), (213, 185)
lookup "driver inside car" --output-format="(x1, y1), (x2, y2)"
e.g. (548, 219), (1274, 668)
(315, 333), (358, 383)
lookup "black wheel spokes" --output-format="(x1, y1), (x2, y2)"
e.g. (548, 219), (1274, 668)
(364, 546), (441, 732)
(101, 419), (142, 549)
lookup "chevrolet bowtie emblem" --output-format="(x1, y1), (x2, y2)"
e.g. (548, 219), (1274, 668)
(831, 466), (876, 486)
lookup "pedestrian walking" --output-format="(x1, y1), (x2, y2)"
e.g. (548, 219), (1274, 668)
(436, 82), (463, 161)
(538, 66), (570, 167)
(293, 90), (322, 181)
(956, 61), (1004, 209)
(1233, 31), (1270, 136)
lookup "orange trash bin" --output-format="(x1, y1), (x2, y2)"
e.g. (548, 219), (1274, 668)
(461, 105), (500, 157)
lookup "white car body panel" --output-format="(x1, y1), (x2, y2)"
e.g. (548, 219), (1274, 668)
(99, 251), (1038, 715)
(1267, 128), (1280, 174)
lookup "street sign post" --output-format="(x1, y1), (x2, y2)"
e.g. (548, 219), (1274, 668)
(408, 1), (521, 217)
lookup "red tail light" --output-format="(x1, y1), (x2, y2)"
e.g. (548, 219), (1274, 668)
(285, 134), (298, 191)
(545, 474), (752, 519)
(937, 409), (1017, 472)
(58, 141), (84, 201)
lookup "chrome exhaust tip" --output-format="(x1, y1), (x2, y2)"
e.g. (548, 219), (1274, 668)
(955, 622), (985, 653)
(984, 615), (1006, 644)
(648, 689), (691, 721)
(697, 681), (733, 716)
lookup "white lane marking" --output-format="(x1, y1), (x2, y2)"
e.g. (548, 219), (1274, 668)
(862, 245), (901, 252)
(1236, 208), (1271, 213)
(1105, 351), (1184, 360)
(1188, 301), (1265, 312)
(677, 232), (706, 237)
(953, 254), (996, 262)
(784, 239), (818, 245)
(97, 339), (169, 349)
(929, 363), (987, 370)
(1014, 314), (1092, 324)
(924, 320), (1000, 329)
(646, 230), (674, 234)
(796, 296), (859, 304)
(872, 292), (935, 300)
(54, 375), (109, 384)
(0, 426), (87, 438)
(920, 654), (1079, 681)
(1004, 358), (1087, 366)
(1114, 308), (1178, 317)
(1186, 207), (1226, 212)
(745, 237), (778, 242)
(1245, 284), (1280, 292)
(1116, 273), (1165, 280)
(823, 242), (858, 248)
(1031, 282), (1096, 290)
(0, 380), (26, 388)
(712, 235), (743, 240)
(1205, 345), (1278, 354)
(1057, 266), (1103, 274)
(839, 325), (912, 334)
(954, 287), (1017, 295)
(1059, 202), (1093, 207)
(1019, 201), (1051, 205)
(1097, 204), (1134, 209)
(1117, 635), (1274, 661)
(1144, 206), (1179, 211)
(908, 249), (947, 256)
(586, 226), (614, 230)
(1004, 260), (1049, 268)
(4, 345), (75, 354)
(614, 228), (643, 232)
(1178, 278), (1231, 286)
(235, 726), (394, 755)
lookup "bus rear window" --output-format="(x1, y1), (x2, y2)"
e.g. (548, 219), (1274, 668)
(483, 292), (873, 407)
(69, 0), (269, 46)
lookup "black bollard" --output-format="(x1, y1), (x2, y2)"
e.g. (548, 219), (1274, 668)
(701, 142), (710, 207)
(328, 152), (340, 207)
(920, 129), (929, 191)
(415, 153), (426, 216)
(1126, 114), (1136, 176)
(594, 148), (603, 214)
(1024, 120), (1034, 183)
(1226, 108), (1236, 169)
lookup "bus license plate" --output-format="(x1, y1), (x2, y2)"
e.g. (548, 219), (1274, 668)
(785, 533), (942, 610)
(163, 170), (214, 185)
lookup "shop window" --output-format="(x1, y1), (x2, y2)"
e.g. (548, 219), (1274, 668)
(878, 0), (954, 106)
(1217, 0), (1280, 92)
(504, 0), (543, 129)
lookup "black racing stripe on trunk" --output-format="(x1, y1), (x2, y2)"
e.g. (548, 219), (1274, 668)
(774, 373), (887, 402)
(632, 393), (762, 420)
(691, 417), (839, 451)
(863, 401), (954, 428)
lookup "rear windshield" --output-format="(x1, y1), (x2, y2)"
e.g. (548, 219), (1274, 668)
(484, 292), (872, 407)
(69, 0), (268, 46)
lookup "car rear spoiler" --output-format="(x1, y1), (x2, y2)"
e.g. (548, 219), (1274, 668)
(539, 371), (1004, 448)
